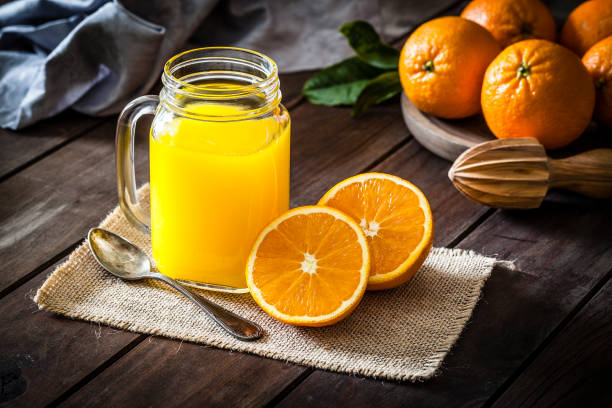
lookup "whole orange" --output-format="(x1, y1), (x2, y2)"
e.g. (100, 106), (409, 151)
(481, 39), (595, 150)
(461, 0), (556, 48)
(583, 36), (612, 127)
(561, 0), (612, 56)
(399, 16), (501, 119)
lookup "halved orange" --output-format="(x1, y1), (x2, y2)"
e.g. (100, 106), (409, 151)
(246, 206), (370, 326)
(318, 173), (434, 290)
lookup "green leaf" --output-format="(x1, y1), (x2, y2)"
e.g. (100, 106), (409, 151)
(340, 21), (400, 70)
(352, 71), (402, 116)
(302, 56), (386, 106)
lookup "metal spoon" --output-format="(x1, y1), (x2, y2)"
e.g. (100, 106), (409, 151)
(87, 228), (263, 341)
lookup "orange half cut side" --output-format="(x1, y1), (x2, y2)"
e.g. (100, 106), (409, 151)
(246, 206), (370, 326)
(319, 173), (434, 290)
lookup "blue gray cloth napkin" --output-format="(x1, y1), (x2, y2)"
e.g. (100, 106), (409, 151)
(0, 0), (217, 129)
(0, 0), (452, 130)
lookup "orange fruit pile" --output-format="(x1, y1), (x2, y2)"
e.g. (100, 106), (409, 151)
(246, 173), (434, 326)
(399, 0), (611, 151)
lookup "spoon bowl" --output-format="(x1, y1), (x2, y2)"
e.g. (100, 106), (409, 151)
(87, 228), (263, 341)
(88, 228), (151, 280)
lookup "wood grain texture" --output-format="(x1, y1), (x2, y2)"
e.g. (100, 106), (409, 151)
(549, 149), (612, 198)
(276, 189), (612, 407)
(60, 337), (307, 408)
(401, 93), (493, 161)
(449, 138), (612, 209)
(0, 119), (150, 294)
(0, 263), (142, 407)
(492, 276), (612, 408)
(0, 112), (102, 180)
(449, 138), (550, 209)
(289, 102), (408, 207)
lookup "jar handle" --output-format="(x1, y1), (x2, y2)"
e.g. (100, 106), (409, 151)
(115, 95), (159, 234)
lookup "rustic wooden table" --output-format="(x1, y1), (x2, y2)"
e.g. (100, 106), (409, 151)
(1, 1), (611, 407)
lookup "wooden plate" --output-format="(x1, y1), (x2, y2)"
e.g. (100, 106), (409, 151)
(400, 92), (494, 161)
(401, 92), (611, 161)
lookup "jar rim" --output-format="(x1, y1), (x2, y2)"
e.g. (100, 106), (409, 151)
(162, 47), (279, 99)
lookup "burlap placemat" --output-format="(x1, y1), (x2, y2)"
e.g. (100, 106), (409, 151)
(35, 184), (499, 382)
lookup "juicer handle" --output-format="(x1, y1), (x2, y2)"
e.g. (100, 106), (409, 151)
(548, 149), (612, 198)
(116, 95), (159, 234)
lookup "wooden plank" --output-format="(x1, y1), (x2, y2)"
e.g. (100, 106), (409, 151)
(0, 112), (102, 181)
(0, 267), (302, 408)
(277, 188), (612, 407)
(0, 263), (143, 407)
(0, 119), (150, 294)
(401, 93), (492, 162)
(60, 338), (307, 408)
(492, 275), (612, 407)
(289, 102), (408, 207)
(0, 75), (407, 406)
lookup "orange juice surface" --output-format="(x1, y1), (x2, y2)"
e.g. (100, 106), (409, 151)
(150, 102), (290, 289)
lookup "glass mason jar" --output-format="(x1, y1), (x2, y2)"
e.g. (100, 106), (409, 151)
(116, 47), (290, 293)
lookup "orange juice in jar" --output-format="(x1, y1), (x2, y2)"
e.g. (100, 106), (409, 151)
(116, 48), (290, 292)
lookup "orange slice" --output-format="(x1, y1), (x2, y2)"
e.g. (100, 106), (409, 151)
(246, 206), (370, 326)
(318, 173), (434, 290)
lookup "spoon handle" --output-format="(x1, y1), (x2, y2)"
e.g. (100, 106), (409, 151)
(148, 272), (263, 341)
